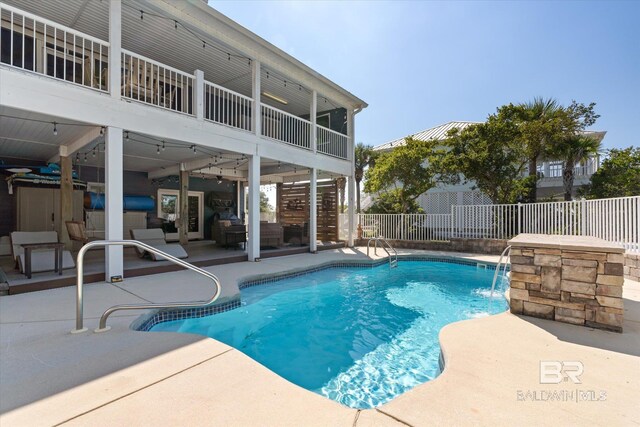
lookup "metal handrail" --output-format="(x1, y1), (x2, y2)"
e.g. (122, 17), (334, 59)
(72, 240), (222, 333)
(366, 236), (398, 268)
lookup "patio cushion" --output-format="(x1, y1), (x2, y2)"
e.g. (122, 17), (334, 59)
(129, 228), (188, 261)
(17, 250), (75, 274)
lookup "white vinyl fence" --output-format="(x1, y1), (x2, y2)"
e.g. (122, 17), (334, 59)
(350, 196), (640, 253)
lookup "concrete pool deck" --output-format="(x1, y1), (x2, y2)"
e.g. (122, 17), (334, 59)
(1, 247), (639, 426)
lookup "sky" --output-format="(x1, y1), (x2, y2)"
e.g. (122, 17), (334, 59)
(211, 0), (639, 151)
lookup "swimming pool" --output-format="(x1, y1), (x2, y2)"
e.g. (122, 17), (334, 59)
(149, 260), (508, 408)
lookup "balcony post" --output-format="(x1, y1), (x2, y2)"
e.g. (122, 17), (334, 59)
(108, 0), (122, 99)
(252, 60), (261, 136)
(311, 90), (317, 153)
(105, 127), (124, 282)
(194, 70), (204, 120)
(309, 168), (317, 253)
(347, 108), (356, 247)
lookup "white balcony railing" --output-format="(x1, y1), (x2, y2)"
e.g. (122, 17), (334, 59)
(204, 80), (253, 132)
(0, 2), (110, 92)
(121, 49), (194, 115)
(317, 125), (349, 159)
(1, 3), (353, 161)
(261, 104), (311, 151)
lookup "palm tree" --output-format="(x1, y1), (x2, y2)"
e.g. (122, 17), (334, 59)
(519, 97), (562, 201)
(354, 143), (377, 213)
(552, 134), (601, 200)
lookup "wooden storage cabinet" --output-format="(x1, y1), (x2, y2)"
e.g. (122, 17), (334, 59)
(16, 187), (84, 234)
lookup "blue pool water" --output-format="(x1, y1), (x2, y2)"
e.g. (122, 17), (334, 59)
(150, 261), (508, 408)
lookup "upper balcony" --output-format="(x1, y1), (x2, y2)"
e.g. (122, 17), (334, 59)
(0, 1), (361, 161)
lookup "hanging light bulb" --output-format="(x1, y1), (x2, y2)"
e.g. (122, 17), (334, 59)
(174, 20), (178, 30)
(53, 122), (58, 135)
(84, 153), (87, 162)
(125, 131), (129, 140)
(92, 147), (96, 157)
(192, 145), (197, 154)
(277, 161), (281, 170)
(162, 140), (165, 151)
(140, 10), (144, 20)
(100, 127), (104, 136)
(157, 145), (160, 155)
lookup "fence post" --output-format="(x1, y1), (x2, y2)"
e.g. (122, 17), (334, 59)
(517, 202), (522, 235)
(580, 198), (587, 236)
(400, 214), (405, 241)
(450, 205), (455, 240)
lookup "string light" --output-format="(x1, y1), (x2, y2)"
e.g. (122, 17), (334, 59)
(53, 122), (58, 136)
(122, 2), (252, 65)
(157, 145), (160, 155)
(125, 131), (129, 140)
(100, 126), (104, 136)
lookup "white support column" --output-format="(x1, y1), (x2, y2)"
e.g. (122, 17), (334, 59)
(309, 168), (317, 253)
(236, 181), (243, 219)
(347, 109), (356, 247)
(105, 127), (124, 281)
(252, 60), (261, 136)
(310, 90), (317, 153)
(108, 0), (122, 99)
(247, 154), (261, 261)
(194, 69), (204, 120)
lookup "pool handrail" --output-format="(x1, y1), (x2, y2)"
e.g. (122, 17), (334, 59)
(367, 236), (398, 268)
(72, 240), (222, 333)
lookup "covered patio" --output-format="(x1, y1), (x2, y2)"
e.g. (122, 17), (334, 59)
(0, 106), (351, 294)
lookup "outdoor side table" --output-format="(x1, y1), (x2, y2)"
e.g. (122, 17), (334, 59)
(21, 242), (65, 279)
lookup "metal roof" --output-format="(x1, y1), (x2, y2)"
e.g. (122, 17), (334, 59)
(374, 122), (608, 152)
(373, 121), (479, 152)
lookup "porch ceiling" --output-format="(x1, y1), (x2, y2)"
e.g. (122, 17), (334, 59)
(0, 107), (96, 162)
(0, 110), (344, 183)
(2, 0), (340, 117)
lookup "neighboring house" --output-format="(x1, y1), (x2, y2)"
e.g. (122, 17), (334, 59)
(370, 121), (605, 213)
(0, 0), (366, 281)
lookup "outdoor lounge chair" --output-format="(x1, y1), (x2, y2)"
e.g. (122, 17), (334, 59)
(10, 231), (75, 275)
(129, 228), (188, 261)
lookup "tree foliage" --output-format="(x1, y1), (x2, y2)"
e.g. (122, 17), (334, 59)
(259, 190), (272, 212)
(366, 189), (423, 214)
(440, 110), (530, 204)
(354, 143), (378, 213)
(549, 134), (601, 200)
(580, 147), (640, 199)
(441, 99), (600, 204)
(364, 137), (438, 213)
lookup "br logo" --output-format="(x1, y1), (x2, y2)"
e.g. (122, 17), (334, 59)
(539, 361), (584, 384)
